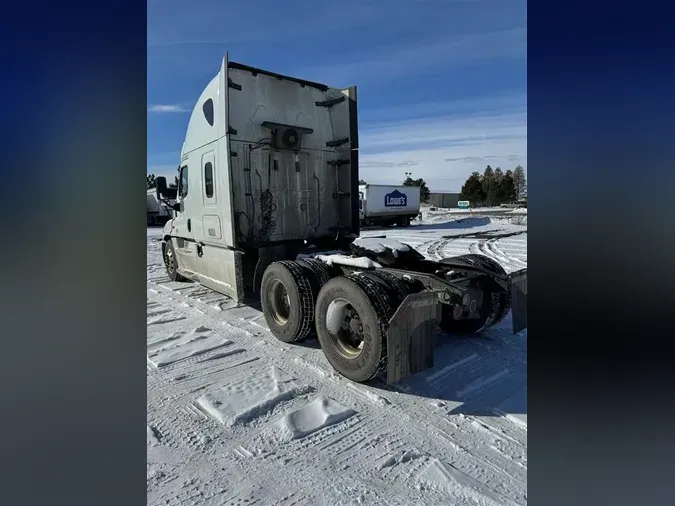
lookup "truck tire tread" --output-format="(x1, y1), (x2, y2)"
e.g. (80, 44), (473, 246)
(316, 273), (399, 382)
(261, 260), (315, 343)
(367, 270), (412, 306)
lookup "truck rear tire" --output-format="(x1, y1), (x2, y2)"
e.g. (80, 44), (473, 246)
(456, 254), (511, 326)
(297, 258), (339, 289)
(315, 273), (398, 382)
(367, 270), (413, 305)
(163, 240), (187, 282)
(438, 254), (510, 335)
(260, 261), (315, 343)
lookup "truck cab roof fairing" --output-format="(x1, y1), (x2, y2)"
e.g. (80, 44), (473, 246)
(181, 75), (219, 158)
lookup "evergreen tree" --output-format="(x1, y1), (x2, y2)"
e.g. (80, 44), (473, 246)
(459, 172), (485, 205)
(513, 165), (527, 199)
(146, 174), (156, 189)
(482, 165), (497, 206)
(402, 176), (431, 203)
(497, 170), (517, 203)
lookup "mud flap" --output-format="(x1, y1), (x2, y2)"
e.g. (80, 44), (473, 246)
(509, 268), (528, 334)
(386, 291), (439, 385)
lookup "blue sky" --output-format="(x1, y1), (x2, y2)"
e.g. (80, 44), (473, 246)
(148, 0), (526, 192)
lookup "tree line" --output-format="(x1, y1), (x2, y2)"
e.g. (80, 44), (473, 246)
(459, 165), (526, 207)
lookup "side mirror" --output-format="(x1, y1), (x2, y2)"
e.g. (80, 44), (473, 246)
(172, 202), (181, 212)
(156, 176), (168, 199)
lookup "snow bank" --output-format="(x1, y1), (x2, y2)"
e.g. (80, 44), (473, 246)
(352, 237), (410, 258)
(417, 459), (506, 506)
(268, 395), (356, 442)
(196, 366), (311, 427)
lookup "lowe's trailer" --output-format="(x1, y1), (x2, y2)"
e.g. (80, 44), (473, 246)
(358, 184), (421, 227)
(157, 54), (527, 384)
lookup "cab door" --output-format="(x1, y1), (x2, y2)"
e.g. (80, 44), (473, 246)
(171, 163), (198, 274)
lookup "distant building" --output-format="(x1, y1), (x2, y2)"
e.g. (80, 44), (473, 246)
(429, 191), (460, 208)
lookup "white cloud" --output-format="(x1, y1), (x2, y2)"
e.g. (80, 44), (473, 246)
(358, 110), (527, 192)
(148, 104), (189, 113)
(298, 28), (526, 84)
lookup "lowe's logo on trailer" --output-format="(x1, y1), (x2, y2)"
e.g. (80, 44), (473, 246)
(384, 190), (407, 207)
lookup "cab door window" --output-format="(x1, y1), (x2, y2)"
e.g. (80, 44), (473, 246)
(204, 162), (214, 198)
(178, 165), (188, 198)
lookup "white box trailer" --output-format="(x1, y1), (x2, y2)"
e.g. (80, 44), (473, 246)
(147, 187), (177, 226)
(358, 184), (421, 227)
(155, 54), (527, 385)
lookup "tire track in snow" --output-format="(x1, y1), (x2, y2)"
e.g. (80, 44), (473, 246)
(147, 226), (527, 506)
(148, 284), (528, 502)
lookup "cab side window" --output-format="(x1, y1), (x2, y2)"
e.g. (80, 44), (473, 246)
(204, 162), (214, 198)
(179, 165), (189, 198)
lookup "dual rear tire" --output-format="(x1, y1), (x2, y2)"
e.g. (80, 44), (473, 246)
(260, 261), (407, 382)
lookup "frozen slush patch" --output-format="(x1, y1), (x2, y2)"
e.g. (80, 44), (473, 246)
(147, 425), (161, 446)
(267, 395), (356, 442)
(147, 326), (233, 368)
(196, 366), (310, 427)
(417, 459), (506, 506)
(352, 237), (411, 258)
(315, 254), (382, 269)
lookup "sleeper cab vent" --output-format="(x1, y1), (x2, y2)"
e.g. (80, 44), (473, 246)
(261, 121), (313, 151)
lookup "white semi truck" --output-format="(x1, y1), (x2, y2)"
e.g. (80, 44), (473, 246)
(358, 184), (421, 227)
(156, 54), (527, 384)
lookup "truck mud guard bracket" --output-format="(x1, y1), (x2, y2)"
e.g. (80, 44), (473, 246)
(386, 291), (439, 385)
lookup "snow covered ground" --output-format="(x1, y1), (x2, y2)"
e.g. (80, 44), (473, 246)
(147, 212), (527, 506)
